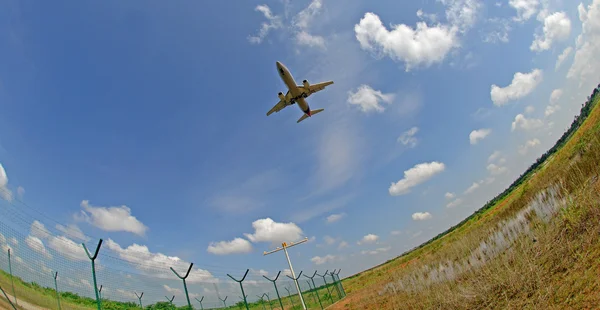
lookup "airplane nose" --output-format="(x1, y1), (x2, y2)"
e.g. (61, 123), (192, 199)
(276, 61), (282, 68)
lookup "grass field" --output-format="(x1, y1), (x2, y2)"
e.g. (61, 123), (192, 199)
(332, 86), (600, 309)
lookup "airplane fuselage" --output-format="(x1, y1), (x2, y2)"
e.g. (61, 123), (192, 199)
(276, 61), (311, 115)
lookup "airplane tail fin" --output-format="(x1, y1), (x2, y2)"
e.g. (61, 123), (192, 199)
(297, 108), (324, 123)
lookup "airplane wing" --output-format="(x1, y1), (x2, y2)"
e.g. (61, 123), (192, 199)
(267, 99), (287, 116)
(297, 81), (334, 97)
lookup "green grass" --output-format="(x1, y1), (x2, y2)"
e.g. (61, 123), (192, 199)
(333, 85), (600, 309)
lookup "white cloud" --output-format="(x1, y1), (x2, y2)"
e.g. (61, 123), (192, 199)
(0, 163), (12, 201)
(390, 230), (402, 236)
(354, 12), (458, 71)
(525, 105), (535, 114)
(248, 5), (283, 44)
(311, 254), (337, 265)
(244, 218), (304, 245)
(511, 114), (544, 131)
(398, 127), (419, 148)
(487, 163), (508, 175)
(25, 236), (52, 259)
(556, 46), (573, 70)
(445, 192), (455, 199)
(357, 234), (379, 245)
(469, 128), (491, 144)
(55, 224), (89, 242)
(292, 0), (326, 49)
(347, 84), (395, 113)
(491, 69), (543, 106)
(488, 151), (501, 163)
(326, 213), (346, 223)
(412, 212), (432, 220)
(361, 246), (391, 255)
(48, 235), (88, 262)
(483, 17), (512, 43)
(389, 162), (446, 196)
(545, 88), (562, 117)
(441, 0), (482, 32)
(567, 0), (600, 90)
(509, 0), (540, 22)
(250, 269), (270, 277)
(338, 241), (349, 250)
(207, 238), (253, 255)
(531, 11), (572, 51)
(76, 200), (148, 236)
(323, 235), (336, 245)
(464, 182), (480, 194)
(16, 186), (24, 199)
(446, 198), (463, 208)
(105, 239), (216, 283)
(518, 138), (541, 155)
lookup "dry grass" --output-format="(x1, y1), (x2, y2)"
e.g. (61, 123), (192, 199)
(333, 95), (600, 309)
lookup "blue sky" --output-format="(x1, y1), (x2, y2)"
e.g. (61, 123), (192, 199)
(0, 0), (599, 304)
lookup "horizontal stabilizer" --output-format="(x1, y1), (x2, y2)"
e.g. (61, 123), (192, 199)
(297, 108), (325, 123)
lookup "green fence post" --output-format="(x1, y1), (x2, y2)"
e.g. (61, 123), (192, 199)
(165, 295), (174, 310)
(256, 295), (266, 310)
(333, 269), (346, 297)
(7, 249), (17, 306)
(304, 271), (323, 310)
(170, 263), (194, 310)
(316, 270), (334, 305)
(53, 271), (61, 310)
(218, 296), (228, 308)
(286, 271), (305, 308)
(98, 285), (103, 300)
(263, 271), (284, 310)
(329, 269), (341, 300)
(82, 239), (103, 310)
(284, 286), (295, 309)
(227, 269), (250, 310)
(263, 293), (273, 310)
(0, 285), (17, 310)
(306, 280), (317, 305)
(194, 296), (204, 310)
(135, 292), (143, 308)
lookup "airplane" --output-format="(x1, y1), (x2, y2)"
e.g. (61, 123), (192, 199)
(267, 61), (334, 123)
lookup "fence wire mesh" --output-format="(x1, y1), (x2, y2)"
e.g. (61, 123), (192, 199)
(0, 188), (346, 309)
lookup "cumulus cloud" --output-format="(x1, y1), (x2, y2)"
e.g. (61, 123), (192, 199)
(567, 0), (600, 89)
(531, 11), (572, 51)
(311, 254), (337, 265)
(244, 218), (304, 245)
(105, 239), (216, 283)
(75, 200), (148, 236)
(545, 88), (563, 117)
(354, 12), (458, 71)
(445, 192), (455, 199)
(509, 0), (540, 22)
(248, 5), (283, 44)
(412, 212), (432, 220)
(25, 236), (52, 259)
(525, 105), (535, 114)
(357, 234), (379, 245)
(207, 238), (253, 255)
(488, 151), (501, 163)
(338, 241), (349, 250)
(446, 198), (463, 208)
(398, 127), (419, 148)
(469, 128), (491, 144)
(326, 213), (346, 223)
(361, 246), (391, 255)
(511, 114), (544, 131)
(439, 0), (482, 33)
(487, 163), (508, 175)
(16, 186), (24, 199)
(491, 69), (543, 106)
(389, 162), (445, 196)
(55, 224), (89, 242)
(556, 46), (573, 70)
(0, 163), (12, 201)
(465, 182), (480, 194)
(347, 84), (395, 113)
(519, 138), (541, 155)
(292, 0), (326, 48)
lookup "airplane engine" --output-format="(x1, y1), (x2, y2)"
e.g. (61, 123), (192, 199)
(278, 92), (285, 101)
(302, 79), (310, 89)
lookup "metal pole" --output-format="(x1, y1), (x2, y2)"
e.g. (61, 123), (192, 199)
(284, 287), (295, 309)
(263, 271), (284, 310)
(330, 269), (341, 299)
(263, 238), (309, 309)
(170, 263), (194, 310)
(195, 296), (204, 310)
(227, 269), (250, 310)
(135, 292), (144, 308)
(306, 280), (317, 304)
(53, 272), (61, 310)
(219, 296), (228, 308)
(7, 249), (17, 306)
(257, 295), (266, 310)
(82, 239), (103, 310)
(98, 285), (103, 300)
(264, 292), (273, 310)
(285, 271), (305, 309)
(334, 269), (346, 297)
(317, 271), (334, 304)
(165, 295), (175, 310)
